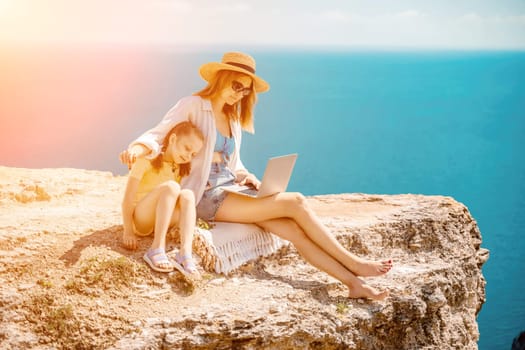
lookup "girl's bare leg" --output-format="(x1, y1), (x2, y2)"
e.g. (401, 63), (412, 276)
(174, 189), (196, 257)
(255, 218), (388, 300)
(134, 181), (181, 269)
(215, 192), (392, 277)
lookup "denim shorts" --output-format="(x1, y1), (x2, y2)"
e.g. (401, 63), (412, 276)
(196, 163), (256, 221)
(197, 163), (236, 221)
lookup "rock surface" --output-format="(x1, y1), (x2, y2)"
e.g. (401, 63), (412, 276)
(0, 166), (488, 349)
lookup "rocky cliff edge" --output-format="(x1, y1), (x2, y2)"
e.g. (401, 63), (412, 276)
(0, 166), (488, 349)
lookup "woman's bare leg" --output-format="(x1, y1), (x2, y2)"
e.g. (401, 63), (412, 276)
(215, 192), (392, 277)
(256, 218), (388, 300)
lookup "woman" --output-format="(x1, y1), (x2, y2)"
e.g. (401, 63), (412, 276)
(121, 52), (392, 300)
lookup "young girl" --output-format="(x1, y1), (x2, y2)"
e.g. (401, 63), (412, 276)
(121, 121), (204, 276)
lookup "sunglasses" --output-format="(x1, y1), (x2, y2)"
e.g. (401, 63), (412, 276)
(231, 80), (252, 96)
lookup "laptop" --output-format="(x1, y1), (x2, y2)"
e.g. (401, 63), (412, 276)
(223, 153), (297, 198)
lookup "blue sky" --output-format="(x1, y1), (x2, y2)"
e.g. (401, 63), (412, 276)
(1, 0), (525, 49)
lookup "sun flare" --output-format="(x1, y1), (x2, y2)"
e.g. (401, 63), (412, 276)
(0, 0), (13, 13)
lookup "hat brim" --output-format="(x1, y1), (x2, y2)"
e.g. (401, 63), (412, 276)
(199, 62), (270, 93)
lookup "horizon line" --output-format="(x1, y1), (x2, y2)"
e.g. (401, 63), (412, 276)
(2, 41), (525, 53)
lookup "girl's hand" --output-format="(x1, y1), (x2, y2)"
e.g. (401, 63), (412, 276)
(237, 172), (261, 190)
(122, 229), (138, 250)
(119, 144), (148, 169)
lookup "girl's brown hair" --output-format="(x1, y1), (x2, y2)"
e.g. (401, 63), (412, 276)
(194, 70), (257, 133)
(150, 121), (204, 178)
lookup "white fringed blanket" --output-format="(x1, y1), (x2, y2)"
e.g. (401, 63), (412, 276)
(192, 222), (288, 274)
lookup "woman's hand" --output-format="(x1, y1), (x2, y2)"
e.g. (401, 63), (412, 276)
(119, 144), (149, 169)
(236, 172), (261, 190)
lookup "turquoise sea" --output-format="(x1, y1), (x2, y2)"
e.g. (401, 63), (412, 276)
(1, 47), (524, 349)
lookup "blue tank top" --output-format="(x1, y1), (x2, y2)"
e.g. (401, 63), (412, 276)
(214, 130), (235, 163)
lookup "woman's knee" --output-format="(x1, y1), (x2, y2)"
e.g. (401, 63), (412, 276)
(280, 192), (309, 216)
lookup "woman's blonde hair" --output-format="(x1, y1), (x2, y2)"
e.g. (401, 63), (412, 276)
(194, 70), (257, 133)
(150, 121), (204, 178)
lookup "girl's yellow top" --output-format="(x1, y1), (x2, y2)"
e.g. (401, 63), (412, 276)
(129, 158), (181, 204)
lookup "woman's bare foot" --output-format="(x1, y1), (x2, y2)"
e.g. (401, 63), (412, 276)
(348, 280), (389, 301)
(349, 258), (393, 277)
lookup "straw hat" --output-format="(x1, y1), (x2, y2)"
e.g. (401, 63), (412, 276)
(199, 52), (270, 93)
